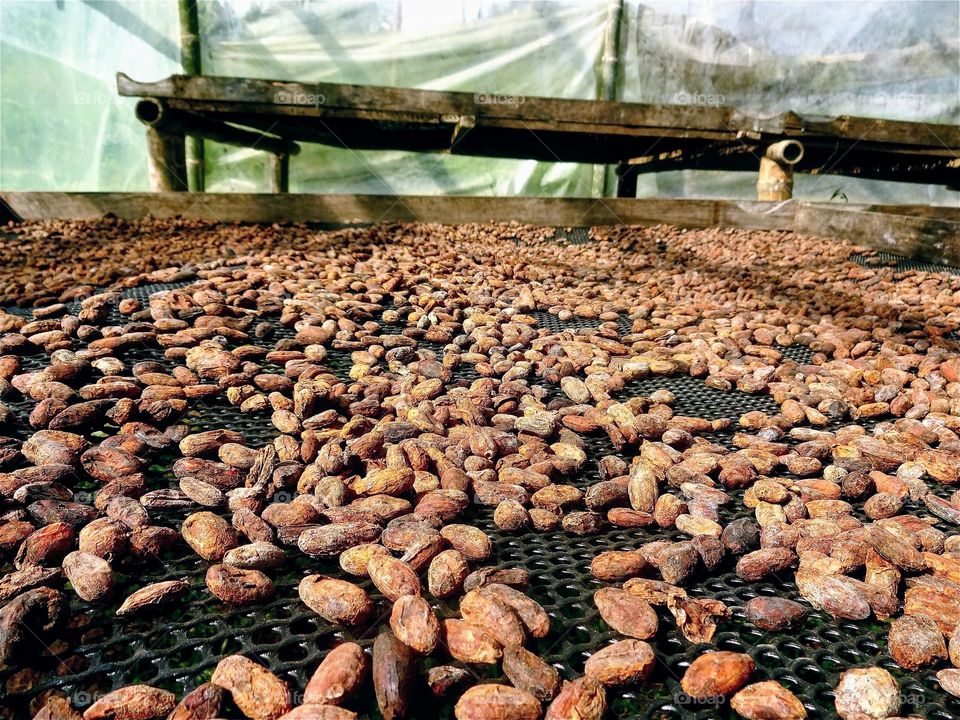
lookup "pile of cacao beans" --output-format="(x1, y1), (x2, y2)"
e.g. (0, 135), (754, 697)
(2, 219), (960, 720)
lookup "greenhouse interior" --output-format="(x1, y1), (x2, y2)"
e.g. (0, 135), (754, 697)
(1, 1), (959, 719)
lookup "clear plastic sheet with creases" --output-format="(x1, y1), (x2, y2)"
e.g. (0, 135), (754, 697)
(1, 0), (957, 204)
(0, 0), (181, 191)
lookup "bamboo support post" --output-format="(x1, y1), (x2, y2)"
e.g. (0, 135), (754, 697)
(178, 0), (204, 191)
(145, 127), (188, 192)
(757, 139), (805, 201)
(136, 99), (300, 195)
(138, 98), (188, 191)
(595, 0), (625, 197)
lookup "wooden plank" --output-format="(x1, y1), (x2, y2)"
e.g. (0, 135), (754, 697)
(794, 113), (959, 151)
(714, 201), (799, 231)
(118, 74), (960, 149)
(0, 197), (21, 224)
(1, 192), (794, 229)
(5, 193), (957, 264)
(166, 99), (450, 125)
(170, 97), (714, 139)
(469, 117), (733, 141)
(118, 73), (754, 134)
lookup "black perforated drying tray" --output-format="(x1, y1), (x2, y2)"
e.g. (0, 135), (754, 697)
(2, 247), (960, 720)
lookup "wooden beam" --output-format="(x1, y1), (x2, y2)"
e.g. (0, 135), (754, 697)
(0, 192), (795, 227)
(4, 192), (956, 261)
(862, 204), (960, 221)
(615, 164), (638, 198)
(269, 154), (290, 194)
(0, 197), (21, 224)
(7, 191), (959, 265)
(117, 73), (960, 150)
(117, 73), (756, 136)
(8, 191), (957, 263)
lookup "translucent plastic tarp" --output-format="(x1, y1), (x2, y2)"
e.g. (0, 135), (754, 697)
(1, 0), (957, 204)
(616, 0), (960, 203)
(198, 0), (608, 197)
(1, 0), (181, 191)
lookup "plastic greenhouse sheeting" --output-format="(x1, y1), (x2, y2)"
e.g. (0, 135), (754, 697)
(616, 0), (960, 203)
(1, 0), (958, 204)
(1, 0), (182, 192)
(196, 0), (609, 197)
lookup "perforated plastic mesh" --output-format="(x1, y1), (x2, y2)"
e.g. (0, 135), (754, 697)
(553, 227), (592, 245)
(1, 306), (33, 318)
(531, 310), (602, 332)
(118, 279), (197, 302)
(849, 251), (960, 343)
(780, 344), (815, 364)
(852, 251), (960, 276)
(1, 348), (52, 441)
(3, 246), (960, 719)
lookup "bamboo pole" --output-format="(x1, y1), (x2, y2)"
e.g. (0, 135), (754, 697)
(135, 99), (301, 157)
(178, 0), (204, 192)
(596, 0), (625, 198)
(757, 140), (805, 201)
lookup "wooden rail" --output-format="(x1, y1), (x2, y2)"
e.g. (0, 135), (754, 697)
(116, 74), (960, 196)
(3, 193), (957, 265)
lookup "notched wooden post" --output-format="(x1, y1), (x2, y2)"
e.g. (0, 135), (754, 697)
(269, 153), (290, 193)
(757, 140), (804, 201)
(616, 164), (638, 198)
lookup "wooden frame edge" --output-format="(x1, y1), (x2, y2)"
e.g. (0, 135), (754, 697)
(2, 192), (957, 264)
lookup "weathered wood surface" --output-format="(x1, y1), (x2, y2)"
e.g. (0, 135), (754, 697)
(118, 74), (958, 148)
(116, 74), (960, 185)
(118, 74), (758, 135)
(626, 141), (960, 186)
(3, 193), (957, 264)
(866, 204), (960, 221)
(0, 192), (791, 228)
